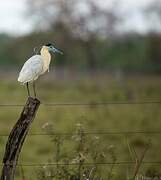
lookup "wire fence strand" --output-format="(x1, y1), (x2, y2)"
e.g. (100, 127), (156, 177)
(0, 100), (161, 107)
(1, 161), (161, 167)
(0, 100), (160, 170)
(0, 131), (161, 137)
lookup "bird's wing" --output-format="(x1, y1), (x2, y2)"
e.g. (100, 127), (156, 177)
(18, 55), (43, 83)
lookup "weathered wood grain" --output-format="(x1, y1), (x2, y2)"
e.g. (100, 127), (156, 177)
(1, 97), (40, 180)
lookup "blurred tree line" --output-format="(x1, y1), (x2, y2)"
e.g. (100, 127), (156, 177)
(0, 0), (161, 73)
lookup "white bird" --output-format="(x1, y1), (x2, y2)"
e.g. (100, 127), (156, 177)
(18, 43), (63, 97)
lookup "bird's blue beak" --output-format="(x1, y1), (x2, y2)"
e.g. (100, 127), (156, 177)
(50, 46), (63, 55)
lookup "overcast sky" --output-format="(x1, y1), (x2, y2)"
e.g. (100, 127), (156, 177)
(0, 0), (154, 35)
(0, 0), (33, 35)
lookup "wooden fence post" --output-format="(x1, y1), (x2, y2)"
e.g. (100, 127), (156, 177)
(0, 97), (40, 180)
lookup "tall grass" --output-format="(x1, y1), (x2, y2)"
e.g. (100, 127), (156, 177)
(0, 73), (161, 179)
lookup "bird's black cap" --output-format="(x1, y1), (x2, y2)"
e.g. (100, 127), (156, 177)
(45, 43), (53, 47)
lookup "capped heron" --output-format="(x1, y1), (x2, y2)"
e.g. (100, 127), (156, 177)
(18, 43), (63, 97)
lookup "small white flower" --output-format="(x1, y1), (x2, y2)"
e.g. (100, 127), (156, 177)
(94, 136), (100, 140)
(76, 123), (82, 127)
(42, 122), (49, 129)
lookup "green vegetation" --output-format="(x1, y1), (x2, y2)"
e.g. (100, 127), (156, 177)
(0, 0), (161, 178)
(0, 74), (161, 179)
(1, 33), (161, 73)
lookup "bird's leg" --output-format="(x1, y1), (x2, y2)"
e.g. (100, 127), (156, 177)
(33, 81), (37, 98)
(26, 82), (30, 97)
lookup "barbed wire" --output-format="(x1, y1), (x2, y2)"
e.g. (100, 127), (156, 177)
(43, 100), (161, 107)
(0, 131), (161, 137)
(1, 161), (161, 167)
(0, 99), (161, 107)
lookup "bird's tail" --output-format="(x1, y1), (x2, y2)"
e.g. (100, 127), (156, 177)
(18, 75), (25, 85)
(18, 76), (22, 82)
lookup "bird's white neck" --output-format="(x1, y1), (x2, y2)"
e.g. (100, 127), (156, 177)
(41, 46), (51, 73)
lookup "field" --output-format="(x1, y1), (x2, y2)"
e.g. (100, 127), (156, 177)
(0, 71), (161, 179)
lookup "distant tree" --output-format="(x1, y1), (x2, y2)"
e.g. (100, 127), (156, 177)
(145, 0), (161, 33)
(26, 0), (120, 69)
(27, 0), (120, 38)
(145, 0), (161, 71)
